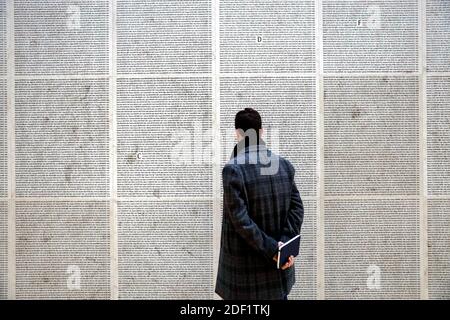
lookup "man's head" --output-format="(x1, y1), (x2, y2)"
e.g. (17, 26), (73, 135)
(234, 108), (264, 142)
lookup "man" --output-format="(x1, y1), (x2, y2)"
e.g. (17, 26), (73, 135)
(215, 108), (304, 300)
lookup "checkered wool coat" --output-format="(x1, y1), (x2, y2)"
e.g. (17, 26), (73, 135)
(215, 138), (304, 300)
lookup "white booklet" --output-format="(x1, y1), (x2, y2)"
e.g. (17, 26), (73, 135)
(277, 234), (301, 269)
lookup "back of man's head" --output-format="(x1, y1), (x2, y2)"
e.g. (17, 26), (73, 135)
(235, 108), (262, 134)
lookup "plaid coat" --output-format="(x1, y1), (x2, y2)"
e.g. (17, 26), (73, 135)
(215, 138), (304, 300)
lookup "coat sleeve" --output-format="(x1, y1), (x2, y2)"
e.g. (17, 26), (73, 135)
(222, 164), (279, 262)
(280, 163), (304, 244)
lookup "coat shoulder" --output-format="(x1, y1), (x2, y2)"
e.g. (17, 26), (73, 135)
(270, 153), (295, 179)
(222, 162), (240, 176)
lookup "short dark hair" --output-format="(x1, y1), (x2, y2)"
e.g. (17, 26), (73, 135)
(234, 108), (262, 133)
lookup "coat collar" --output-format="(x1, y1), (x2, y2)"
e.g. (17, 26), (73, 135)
(229, 136), (268, 161)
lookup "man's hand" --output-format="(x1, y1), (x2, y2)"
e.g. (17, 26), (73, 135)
(272, 241), (295, 270)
